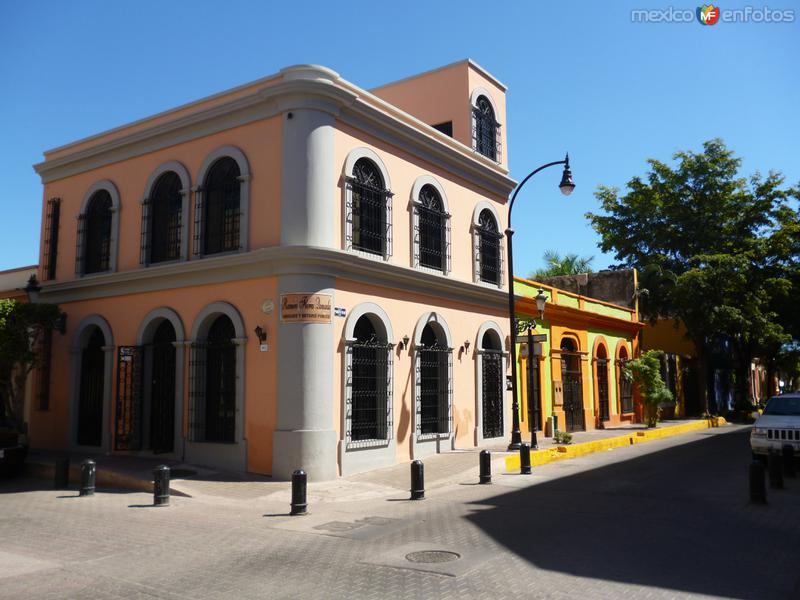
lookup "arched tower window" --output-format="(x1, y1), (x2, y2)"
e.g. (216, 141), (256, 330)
(473, 95), (499, 161)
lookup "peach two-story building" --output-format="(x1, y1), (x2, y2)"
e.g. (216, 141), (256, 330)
(30, 60), (515, 480)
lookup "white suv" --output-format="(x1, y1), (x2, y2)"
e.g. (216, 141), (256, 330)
(750, 393), (800, 458)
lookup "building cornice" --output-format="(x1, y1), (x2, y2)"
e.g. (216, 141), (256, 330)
(39, 246), (509, 311)
(517, 297), (643, 335)
(33, 65), (516, 198)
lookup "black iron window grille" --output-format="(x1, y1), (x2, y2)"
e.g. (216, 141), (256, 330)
(115, 346), (144, 451)
(42, 198), (60, 281)
(189, 317), (236, 443)
(472, 96), (501, 162)
(414, 185), (450, 273)
(416, 339), (453, 439)
(345, 158), (392, 258)
(481, 349), (504, 438)
(77, 328), (105, 447)
(345, 333), (393, 449)
(619, 357), (634, 414)
(37, 330), (53, 410)
(475, 209), (503, 285)
(597, 358), (610, 422)
(77, 190), (112, 275)
(141, 172), (183, 265)
(561, 347), (585, 432)
(194, 158), (241, 256)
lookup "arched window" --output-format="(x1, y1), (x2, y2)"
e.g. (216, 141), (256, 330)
(77, 328), (106, 446)
(476, 209), (502, 285)
(480, 330), (504, 438)
(347, 315), (393, 446)
(82, 191), (113, 274)
(473, 95), (499, 161)
(595, 345), (610, 424)
(618, 346), (633, 414)
(418, 324), (452, 436)
(201, 157), (241, 256)
(347, 158), (392, 257)
(561, 338), (585, 432)
(143, 171), (183, 264)
(416, 184), (449, 272)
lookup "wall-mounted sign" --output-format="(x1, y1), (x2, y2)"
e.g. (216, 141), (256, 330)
(334, 307), (346, 318)
(280, 293), (332, 324)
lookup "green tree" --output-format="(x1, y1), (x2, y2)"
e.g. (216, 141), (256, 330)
(0, 299), (65, 433)
(587, 139), (799, 410)
(622, 350), (673, 427)
(530, 250), (594, 280)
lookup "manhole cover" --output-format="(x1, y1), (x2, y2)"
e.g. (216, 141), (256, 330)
(405, 550), (460, 564)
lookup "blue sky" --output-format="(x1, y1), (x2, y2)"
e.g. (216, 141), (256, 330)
(1, 0), (798, 275)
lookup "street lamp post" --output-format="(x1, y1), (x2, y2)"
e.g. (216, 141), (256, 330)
(506, 154), (574, 451)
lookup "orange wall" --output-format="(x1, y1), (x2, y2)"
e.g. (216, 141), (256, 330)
(642, 318), (697, 356)
(30, 276), (279, 475)
(41, 116), (283, 282)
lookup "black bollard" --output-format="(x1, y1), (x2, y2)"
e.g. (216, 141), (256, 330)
(782, 445), (795, 478)
(519, 443), (532, 475)
(768, 451), (784, 489)
(479, 450), (492, 484)
(54, 457), (70, 489)
(153, 465), (170, 507)
(749, 459), (766, 504)
(290, 469), (307, 515)
(79, 459), (95, 496)
(410, 460), (425, 500)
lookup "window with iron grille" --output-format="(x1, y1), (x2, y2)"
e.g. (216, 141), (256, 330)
(78, 190), (113, 275)
(141, 171), (183, 265)
(597, 356), (610, 422)
(472, 96), (501, 161)
(416, 325), (453, 438)
(37, 329), (53, 410)
(618, 357), (634, 414)
(189, 316), (236, 443)
(345, 158), (392, 258)
(414, 184), (450, 273)
(195, 157), (241, 256)
(475, 209), (503, 285)
(345, 316), (393, 449)
(42, 198), (60, 281)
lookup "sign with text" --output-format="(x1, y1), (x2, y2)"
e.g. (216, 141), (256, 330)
(280, 293), (333, 324)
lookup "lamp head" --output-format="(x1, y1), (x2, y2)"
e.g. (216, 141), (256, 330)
(535, 288), (547, 320)
(24, 274), (41, 304)
(559, 153), (575, 197)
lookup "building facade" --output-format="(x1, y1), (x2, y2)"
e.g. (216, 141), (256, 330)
(30, 61), (516, 480)
(514, 277), (642, 436)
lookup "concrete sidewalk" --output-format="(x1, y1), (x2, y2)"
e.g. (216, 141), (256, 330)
(24, 417), (729, 506)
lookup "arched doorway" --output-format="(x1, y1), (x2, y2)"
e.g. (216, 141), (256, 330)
(350, 316), (391, 443)
(418, 323), (451, 436)
(78, 328), (105, 446)
(561, 338), (585, 432)
(618, 345), (634, 414)
(149, 320), (176, 453)
(480, 330), (504, 439)
(203, 315), (236, 443)
(596, 345), (610, 426)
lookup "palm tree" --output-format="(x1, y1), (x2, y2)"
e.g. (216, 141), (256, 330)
(530, 250), (594, 280)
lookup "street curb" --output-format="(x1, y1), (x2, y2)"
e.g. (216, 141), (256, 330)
(505, 417), (728, 471)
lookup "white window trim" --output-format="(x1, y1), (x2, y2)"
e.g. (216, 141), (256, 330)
(141, 161), (192, 266)
(410, 175), (451, 276)
(77, 180), (121, 276)
(342, 147), (393, 262)
(471, 201), (504, 289)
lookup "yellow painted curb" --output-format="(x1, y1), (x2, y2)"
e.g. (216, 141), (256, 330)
(505, 417), (727, 471)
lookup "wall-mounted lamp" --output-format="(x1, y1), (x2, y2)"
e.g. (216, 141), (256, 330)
(398, 335), (410, 350)
(254, 326), (267, 343)
(460, 340), (471, 353)
(23, 274), (41, 304)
